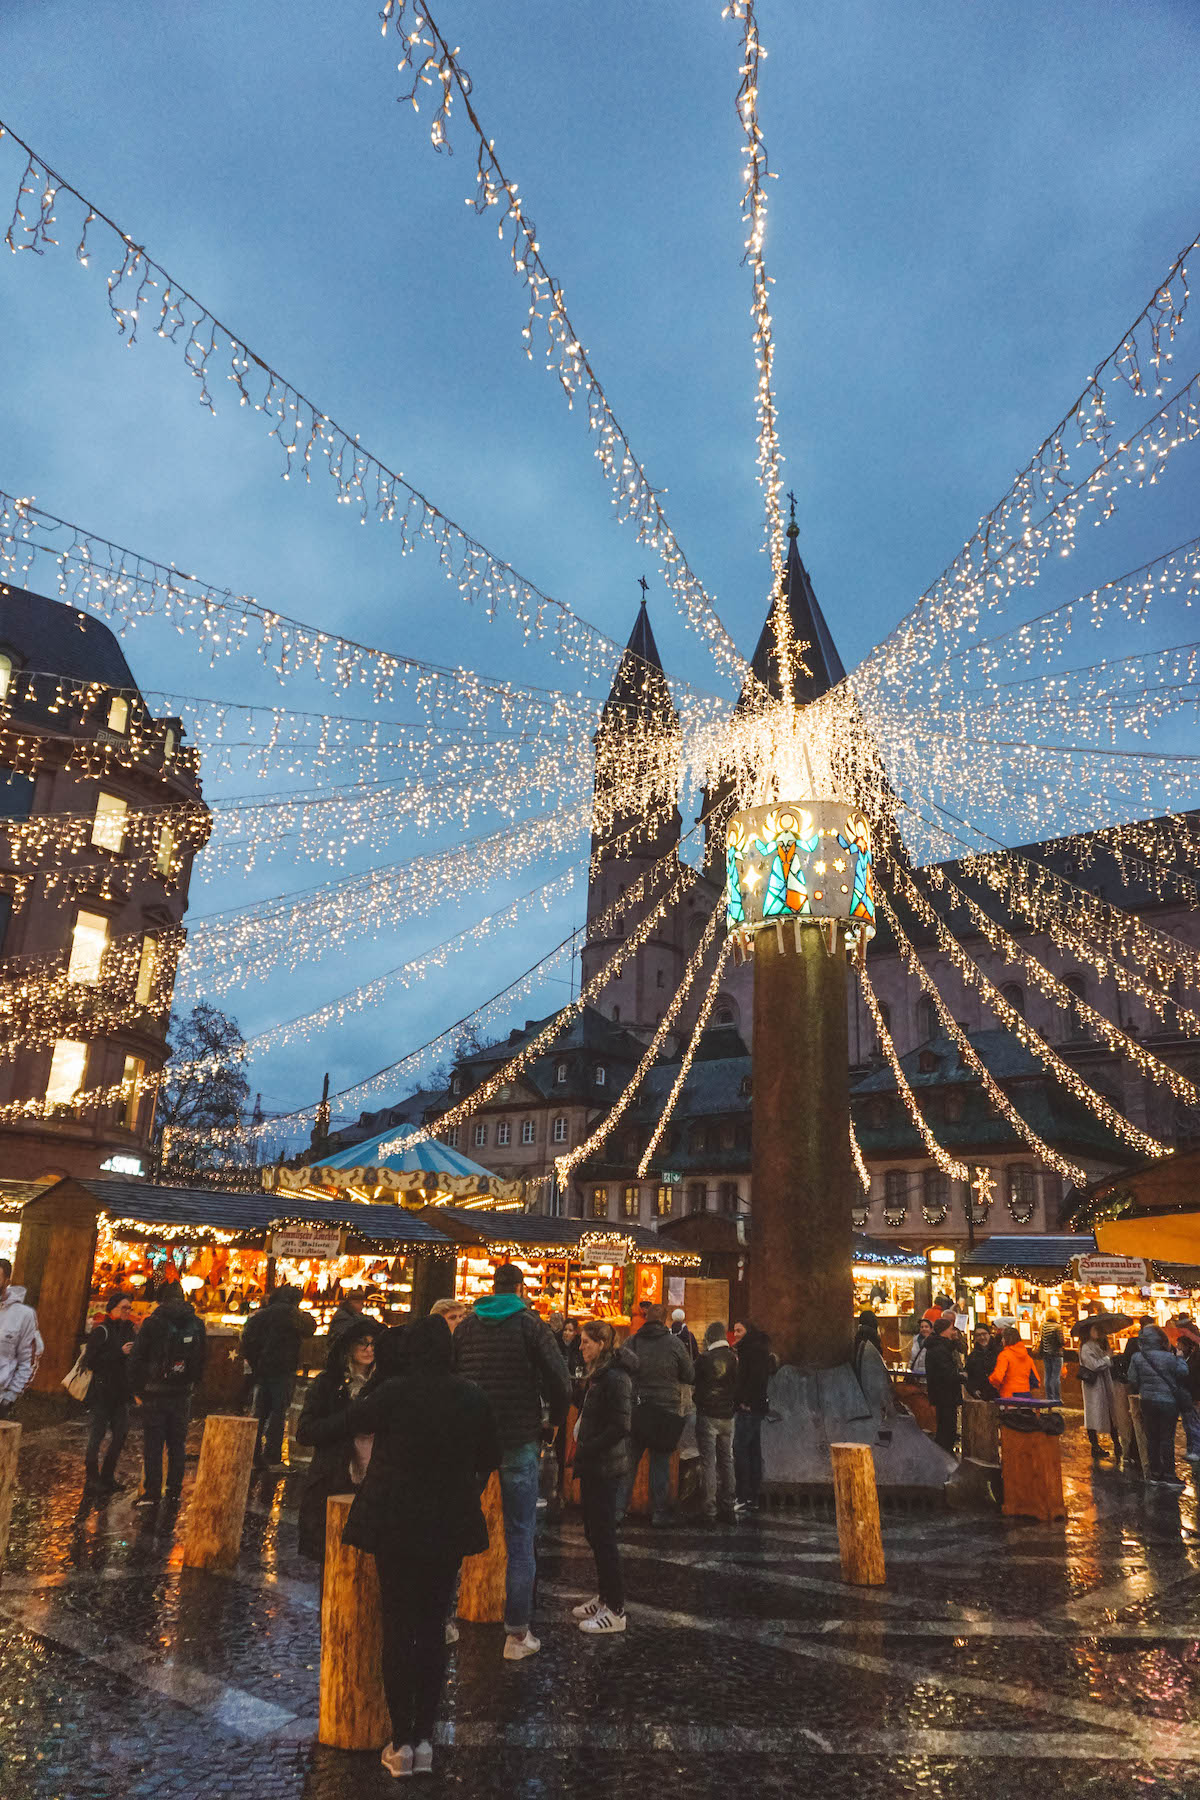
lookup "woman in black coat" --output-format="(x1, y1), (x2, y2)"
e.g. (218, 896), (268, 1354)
(296, 1321), (379, 1562)
(570, 1319), (633, 1635)
(298, 1312), (500, 1778)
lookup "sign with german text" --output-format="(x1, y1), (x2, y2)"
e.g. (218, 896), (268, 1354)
(1076, 1253), (1148, 1286)
(582, 1240), (628, 1267)
(271, 1227), (343, 1261)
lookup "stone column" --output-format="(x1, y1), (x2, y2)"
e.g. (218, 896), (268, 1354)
(749, 924), (855, 1368)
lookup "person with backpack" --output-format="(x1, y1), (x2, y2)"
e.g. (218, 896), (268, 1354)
(128, 1287), (206, 1508)
(82, 1291), (136, 1494)
(239, 1283), (317, 1473)
(1037, 1310), (1065, 1403)
(452, 1264), (570, 1662)
(616, 1300), (694, 1528)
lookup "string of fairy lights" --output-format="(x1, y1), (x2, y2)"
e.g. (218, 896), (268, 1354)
(1, 16), (1199, 1206)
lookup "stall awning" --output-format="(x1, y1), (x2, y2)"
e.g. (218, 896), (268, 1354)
(1097, 1213), (1200, 1277)
(960, 1235), (1097, 1277)
(265, 1125), (525, 1209)
(852, 1234), (927, 1272)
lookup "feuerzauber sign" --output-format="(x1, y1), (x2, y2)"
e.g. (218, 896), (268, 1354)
(1076, 1254), (1148, 1286)
(582, 1241), (628, 1268)
(271, 1227), (343, 1261)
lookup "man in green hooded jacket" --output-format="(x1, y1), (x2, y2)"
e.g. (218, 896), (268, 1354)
(453, 1264), (570, 1661)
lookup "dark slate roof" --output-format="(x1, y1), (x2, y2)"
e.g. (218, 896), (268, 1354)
(435, 1207), (665, 1252)
(456, 1004), (646, 1103)
(51, 1178), (279, 1232)
(330, 1087), (449, 1148)
(961, 1234), (1096, 1270)
(601, 598), (677, 728)
(0, 583), (140, 693)
(625, 1052), (751, 1126)
(264, 1194), (453, 1245)
(745, 521), (845, 706)
(852, 1029), (1045, 1092)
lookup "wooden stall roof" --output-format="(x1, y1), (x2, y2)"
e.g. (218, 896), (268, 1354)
(23, 1177), (280, 1242)
(425, 1207), (698, 1264)
(266, 1194), (454, 1249)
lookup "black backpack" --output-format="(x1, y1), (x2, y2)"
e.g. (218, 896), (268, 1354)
(156, 1313), (204, 1388)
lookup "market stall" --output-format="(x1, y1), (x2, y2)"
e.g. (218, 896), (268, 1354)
(415, 1208), (700, 1330)
(263, 1194), (454, 1332)
(852, 1235), (928, 1358)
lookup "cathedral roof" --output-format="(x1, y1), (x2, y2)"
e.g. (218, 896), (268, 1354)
(744, 509), (845, 705)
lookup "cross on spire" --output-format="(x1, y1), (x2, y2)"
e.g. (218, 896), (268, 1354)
(637, 574), (649, 602)
(786, 489), (798, 520)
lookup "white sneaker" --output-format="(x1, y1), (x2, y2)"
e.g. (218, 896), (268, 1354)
(381, 1742), (413, 1777)
(444, 1620), (459, 1645)
(571, 1594), (603, 1620)
(413, 1741), (433, 1776)
(503, 1628), (541, 1660)
(579, 1605), (627, 1634)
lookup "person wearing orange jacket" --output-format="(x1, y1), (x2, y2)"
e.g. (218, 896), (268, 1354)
(988, 1327), (1039, 1399)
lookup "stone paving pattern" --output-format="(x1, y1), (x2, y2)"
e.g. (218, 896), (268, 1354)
(2, 1412), (1200, 1797)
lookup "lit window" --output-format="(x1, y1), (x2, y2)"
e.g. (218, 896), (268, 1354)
(656, 1185), (673, 1217)
(590, 1186), (609, 1218)
(622, 1185), (640, 1218)
(555, 1061), (568, 1085)
(120, 1055), (145, 1131)
(46, 1040), (87, 1107)
(107, 695), (129, 734)
(92, 792), (128, 853)
(496, 1121), (511, 1147)
(0, 652), (12, 701)
(553, 1117), (568, 1144)
(163, 727), (177, 761)
(473, 1122), (487, 1148)
(135, 937), (157, 1007)
(594, 1065), (606, 1087)
(522, 1119), (536, 1144)
(67, 910), (109, 984)
(156, 823), (175, 877)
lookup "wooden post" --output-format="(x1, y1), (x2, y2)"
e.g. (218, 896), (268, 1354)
(999, 1424), (1066, 1521)
(0, 1422), (19, 1584)
(458, 1469), (506, 1623)
(181, 1414), (258, 1571)
(830, 1442), (886, 1585)
(1128, 1394), (1151, 1479)
(319, 1493), (390, 1750)
(961, 1398), (1001, 1464)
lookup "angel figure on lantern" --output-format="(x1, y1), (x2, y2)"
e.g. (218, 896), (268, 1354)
(762, 808), (818, 918)
(837, 812), (876, 926)
(725, 818), (749, 927)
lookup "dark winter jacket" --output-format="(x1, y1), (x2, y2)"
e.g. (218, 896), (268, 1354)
(574, 1349), (635, 1482)
(693, 1342), (739, 1420)
(964, 1341), (1000, 1401)
(83, 1316), (135, 1407)
(453, 1295), (571, 1448)
(127, 1296), (206, 1397)
(296, 1325), (378, 1561)
(240, 1286), (316, 1378)
(924, 1334), (962, 1408)
(301, 1323), (500, 1559)
(670, 1321), (700, 1363)
(627, 1320), (693, 1411)
(734, 1327), (771, 1415)
(1128, 1334), (1192, 1412)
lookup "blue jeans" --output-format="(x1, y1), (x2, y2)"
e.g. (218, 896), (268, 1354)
(734, 1410), (763, 1505)
(1182, 1405), (1200, 1461)
(499, 1441), (541, 1634)
(616, 1448), (673, 1521)
(1041, 1354), (1063, 1403)
(253, 1373), (295, 1465)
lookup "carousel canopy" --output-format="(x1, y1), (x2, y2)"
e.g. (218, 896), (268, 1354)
(265, 1124), (525, 1208)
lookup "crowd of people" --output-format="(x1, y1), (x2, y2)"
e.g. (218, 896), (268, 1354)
(877, 1299), (1200, 1489)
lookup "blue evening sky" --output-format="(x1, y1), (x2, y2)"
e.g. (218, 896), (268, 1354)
(2, 1), (1198, 1131)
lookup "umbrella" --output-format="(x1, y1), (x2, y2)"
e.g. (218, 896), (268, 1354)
(1071, 1311), (1133, 1338)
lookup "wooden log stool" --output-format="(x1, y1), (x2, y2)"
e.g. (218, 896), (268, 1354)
(458, 1468), (507, 1623)
(0, 1421), (19, 1586)
(830, 1442), (886, 1586)
(182, 1414), (259, 1571)
(999, 1417), (1066, 1521)
(1128, 1394), (1151, 1479)
(319, 1493), (390, 1750)
(961, 1397), (1001, 1465)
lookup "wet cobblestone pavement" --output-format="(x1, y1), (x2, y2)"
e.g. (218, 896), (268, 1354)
(4, 1412), (1200, 1797)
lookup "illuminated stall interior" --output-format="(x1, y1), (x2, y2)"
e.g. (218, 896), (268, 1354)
(263, 1195), (455, 1330)
(852, 1235), (928, 1356)
(961, 1234), (1200, 1347)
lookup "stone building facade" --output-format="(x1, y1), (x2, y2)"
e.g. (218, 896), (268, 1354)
(0, 584), (209, 1182)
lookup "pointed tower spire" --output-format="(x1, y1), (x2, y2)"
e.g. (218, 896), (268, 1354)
(601, 579), (676, 730)
(746, 497), (845, 705)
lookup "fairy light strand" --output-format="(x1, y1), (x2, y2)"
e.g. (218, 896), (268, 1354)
(636, 940), (733, 1179)
(857, 963), (969, 1180)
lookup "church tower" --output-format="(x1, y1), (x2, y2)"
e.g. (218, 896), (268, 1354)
(580, 592), (685, 1037)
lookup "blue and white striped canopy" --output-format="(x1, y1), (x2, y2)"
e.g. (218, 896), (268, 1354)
(317, 1124), (496, 1180)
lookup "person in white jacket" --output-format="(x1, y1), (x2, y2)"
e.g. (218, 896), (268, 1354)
(0, 1259), (42, 1417)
